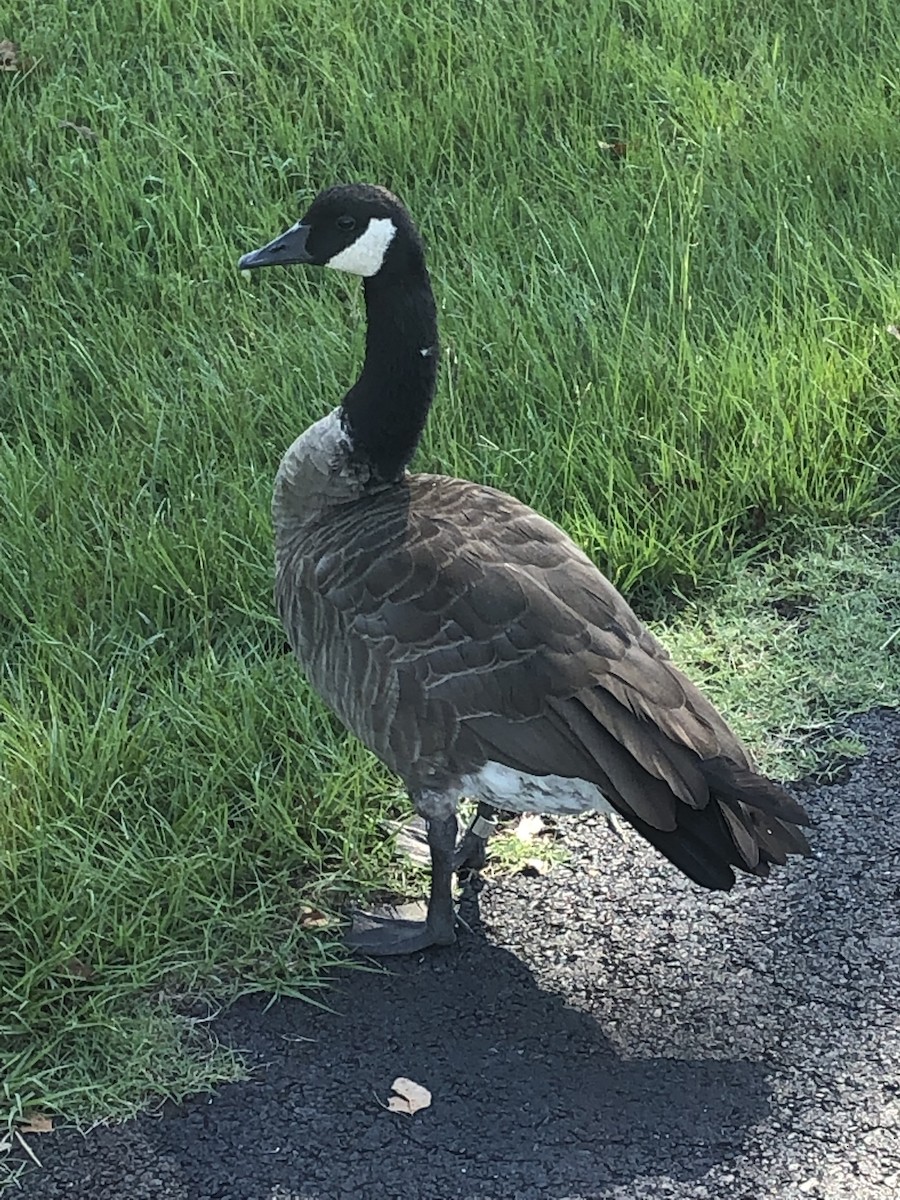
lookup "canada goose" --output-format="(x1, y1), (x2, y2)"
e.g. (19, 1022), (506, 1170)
(238, 183), (811, 956)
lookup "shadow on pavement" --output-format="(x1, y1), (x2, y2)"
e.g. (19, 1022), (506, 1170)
(85, 919), (770, 1200)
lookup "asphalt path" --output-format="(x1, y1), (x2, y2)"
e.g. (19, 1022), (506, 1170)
(12, 709), (900, 1199)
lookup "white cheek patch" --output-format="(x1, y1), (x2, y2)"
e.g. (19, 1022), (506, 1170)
(326, 217), (397, 277)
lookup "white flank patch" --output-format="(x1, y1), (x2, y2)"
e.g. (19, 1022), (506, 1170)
(460, 762), (614, 817)
(326, 217), (397, 277)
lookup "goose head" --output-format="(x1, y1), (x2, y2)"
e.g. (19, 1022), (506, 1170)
(238, 183), (423, 279)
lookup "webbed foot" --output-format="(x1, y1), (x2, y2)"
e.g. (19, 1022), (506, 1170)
(347, 812), (461, 958)
(345, 902), (456, 956)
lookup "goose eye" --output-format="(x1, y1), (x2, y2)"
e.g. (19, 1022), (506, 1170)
(336, 215), (356, 232)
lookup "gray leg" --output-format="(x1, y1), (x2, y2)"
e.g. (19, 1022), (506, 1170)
(345, 812), (459, 957)
(452, 801), (498, 872)
(606, 812), (628, 842)
(424, 812), (458, 943)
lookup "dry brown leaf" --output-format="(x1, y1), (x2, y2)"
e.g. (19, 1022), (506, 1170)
(298, 906), (330, 929)
(0, 40), (20, 71)
(514, 813), (545, 842)
(18, 1112), (53, 1134)
(386, 1077), (431, 1115)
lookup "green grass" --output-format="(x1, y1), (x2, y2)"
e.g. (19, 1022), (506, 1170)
(2, 0), (900, 1142)
(661, 526), (900, 778)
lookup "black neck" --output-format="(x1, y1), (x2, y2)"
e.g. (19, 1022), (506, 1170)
(340, 260), (439, 483)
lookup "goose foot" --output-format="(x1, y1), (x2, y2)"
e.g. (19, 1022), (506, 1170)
(347, 812), (460, 957)
(345, 902), (456, 956)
